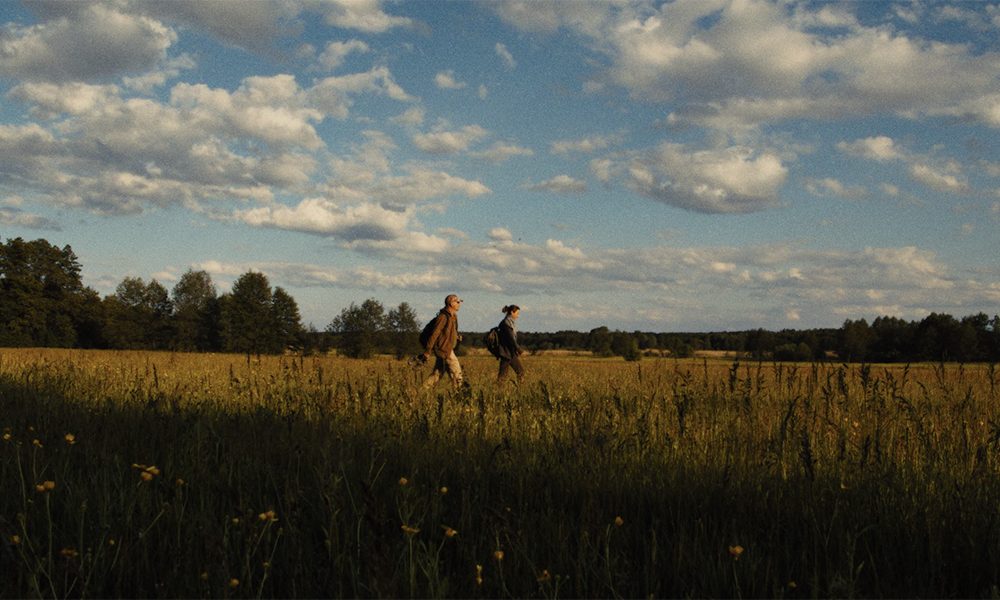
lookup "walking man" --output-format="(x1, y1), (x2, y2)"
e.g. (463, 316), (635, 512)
(421, 294), (464, 390)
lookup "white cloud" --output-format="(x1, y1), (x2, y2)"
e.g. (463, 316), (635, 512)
(319, 0), (414, 33)
(620, 142), (788, 213)
(434, 70), (467, 89)
(316, 40), (370, 71)
(910, 164), (972, 194)
(837, 136), (904, 162)
(550, 134), (620, 154)
(236, 197), (412, 241)
(524, 175), (587, 194)
(0, 3), (176, 82)
(495, 42), (516, 69)
(470, 142), (534, 164)
(412, 125), (488, 154)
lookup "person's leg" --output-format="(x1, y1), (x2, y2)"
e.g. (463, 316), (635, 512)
(445, 351), (463, 388)
(509, 354), (525, 382)
(422, 356), (445, 389)
(497, 357), (511, 383)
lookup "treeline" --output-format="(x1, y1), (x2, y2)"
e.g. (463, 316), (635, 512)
(0, 237), (305, 355)
(5, 237), (1000, 362)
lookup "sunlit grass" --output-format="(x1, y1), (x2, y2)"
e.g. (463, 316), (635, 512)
(3, 349), (1000, 597)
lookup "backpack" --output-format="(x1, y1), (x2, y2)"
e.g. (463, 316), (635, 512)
(483, 326), (501, 358)
(418, 316), (440, 348)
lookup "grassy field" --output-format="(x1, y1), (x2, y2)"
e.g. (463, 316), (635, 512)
(3, 348), (1000, 598)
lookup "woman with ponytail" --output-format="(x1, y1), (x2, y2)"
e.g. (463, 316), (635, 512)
(497, 305), (526, 384)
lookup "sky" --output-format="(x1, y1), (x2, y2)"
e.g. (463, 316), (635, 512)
(2, 0), (1000, 334)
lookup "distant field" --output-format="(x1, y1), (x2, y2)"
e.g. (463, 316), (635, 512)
(3, 348), (1000, 598)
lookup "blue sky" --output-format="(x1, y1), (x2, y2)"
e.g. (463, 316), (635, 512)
(2, 0), (1000, 333)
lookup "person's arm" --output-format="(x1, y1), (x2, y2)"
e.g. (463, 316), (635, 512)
(423, 315), (446, 358)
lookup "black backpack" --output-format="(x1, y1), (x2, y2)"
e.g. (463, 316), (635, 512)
(419, 316), (439, 348)
(483, 326), (501, 358)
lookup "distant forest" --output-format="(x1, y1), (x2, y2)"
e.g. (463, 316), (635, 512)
(3, 237), (1000, 363)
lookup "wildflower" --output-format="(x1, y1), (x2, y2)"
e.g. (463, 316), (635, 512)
(65, 433), (75, 444)
(109, 539), (115, 546)
(493, 550), (504, 562)
(398, 477), (408, 486)
(788, 581), (797, 589)
(32, 439), (42, 448)
(441, 525), (458, 538)
(11, 535), (19, 545)
(3, 434), (9, 441)
(200, 572), (208, 581)
(401, 525), (420, 535)
(43, 480), (55, 491)
(475, 565), (483, 585)
(176, 479), (184, 486)
(60, 548), (79, 558)
(258, 510), (277, 522)
(229, 578), (239, 588)
(140, 471), (153, 482)
(537, 569), (551, 583)
(232, 518), (239, 524)
(440, 486), (448, 494)
(729, 545), (744, 560)
(614, 516), (624, 526)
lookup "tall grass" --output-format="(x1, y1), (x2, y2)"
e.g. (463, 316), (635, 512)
(3, 349), (1000, 598)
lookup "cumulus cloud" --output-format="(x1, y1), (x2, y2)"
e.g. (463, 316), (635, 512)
(615, 142), (788, 213)
(495, 43), (516, 69)
(434, 70), (466, 89)
(470, 142), (534, 164)
(316, 40), (370, 71)
(412, 125), (488, 154)
(550, 134), (620, 154)
(236, 197), (412, 241)
(909, 164), (972, 194)
(837, 136), (904, 162)
(492, 0), (1000, 132)
(0, 3), (176, 82)
(524, 175), (587, 194)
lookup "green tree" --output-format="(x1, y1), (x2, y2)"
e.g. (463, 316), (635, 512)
(387, 302), (420, 359)
(171, 269), (219, 352)
(272, 286), (304, 351)
(104, 277), (173, 350)
(220, 271), (278, 356)
(0, 237), (88, 347)
(328, 298), (387, 359)
(587, 326), (613, 357)
(838, 318), (874, 363)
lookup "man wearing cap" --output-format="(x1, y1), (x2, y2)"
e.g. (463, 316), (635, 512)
(421, 294), (464, 390)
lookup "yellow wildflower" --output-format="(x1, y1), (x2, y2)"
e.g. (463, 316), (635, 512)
(140, 471), (153, 482)
(537, 569), (551, 583)
(32, 439), (42, 448)
(11, 535), (20, 545)
(398, 477), (408, 486)
(401, 525), (420, 535)
(475, 565), (483, 585)
(229, 578), (239, 587)
(614, 516), (624, 526)
(43, 480), (55, 491)
(441, 525), (458, 538)
(440, 486), (448, 494)
(493, 550), (504, 562)
(65, 433), (75, 444)
(729, 545), (744, 560)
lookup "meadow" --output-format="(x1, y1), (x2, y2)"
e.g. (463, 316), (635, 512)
(3, 348), (1000, 598)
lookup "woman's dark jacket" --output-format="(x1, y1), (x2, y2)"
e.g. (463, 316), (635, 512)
(496, 316), (521, 360)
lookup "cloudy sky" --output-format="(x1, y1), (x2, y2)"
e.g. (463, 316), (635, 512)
(2, 0), (1000, 333)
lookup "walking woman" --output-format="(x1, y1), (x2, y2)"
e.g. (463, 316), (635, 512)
(497, 305), (526, 384)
